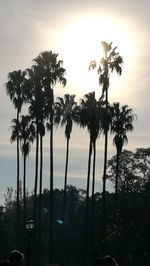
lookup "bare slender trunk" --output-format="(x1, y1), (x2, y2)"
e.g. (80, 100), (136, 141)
(23, 150), (27, 248)
(63, 137), (69, 221)
(102, 130), (108, 236)
(38, 134), (43, 266)
(91, 141), (96, 251)
(49, 100), (54, 263)
(33, 121), (39, 223)
(86, 141), (92, 225)
(102, 83), (108, 246)
(33, 121), (39, 265)
(115, 151), (119, 211)
(16, 110), (20, 248)
(83, 141), (92, 264)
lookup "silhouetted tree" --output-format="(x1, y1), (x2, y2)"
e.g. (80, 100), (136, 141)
(110, 103), (136, 209)
(19, 115), (35, 239)
(108, 150), (141, 193)
(27, 66), (46, 266)
(27, 67), (43, 226)
(6, 70), (26, 247)
(54, 94), (79, 221)
(32, 51), (66, 263)
(90, 42), (123, 242)
(78, 92), (102, 255)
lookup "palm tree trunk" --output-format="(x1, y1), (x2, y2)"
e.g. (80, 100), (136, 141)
(33, 119), (39, 264)
(92, 141), (96, 199)
(38, 134), (43, 266)
(23, 150), (27, 249)
(91, 140), (96, 251)
(33, 120), (39, 265)
(115, 150), (119, 211)
(83, 140), (92, 264)
(102, 84), (108, 246)
(63, 137), (69, 222)
(49, 103), (54, 263)
(102, 130), (108, 233)
(86, 141), (92, 225)
(33, 121), (39, 224)
(16, 109), (20, 248)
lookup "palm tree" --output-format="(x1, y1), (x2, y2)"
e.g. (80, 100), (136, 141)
(10, 115), (35, 249)
(110, 102), (136, 209)
(32, 51), (66, 263)
(5, 69), (26, 247)
(79, 92), (102, 255)
(19, 115), (35, 244)
(27, 67), (44, 223)
(90, 42), (123, 241)
(54, 94), (78, 222)
(19, 116), (35, 211)
(27, 66), (46, 266)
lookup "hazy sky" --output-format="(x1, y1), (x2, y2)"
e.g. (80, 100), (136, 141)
(0, 0), (150, 203)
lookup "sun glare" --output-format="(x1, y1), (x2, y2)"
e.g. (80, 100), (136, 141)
(53, 14), (136, 101)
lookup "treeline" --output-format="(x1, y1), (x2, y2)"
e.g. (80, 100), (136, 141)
(1, 146), (150, 266)
(3, 42), (140, 265)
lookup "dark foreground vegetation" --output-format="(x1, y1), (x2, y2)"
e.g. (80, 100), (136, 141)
(2, 41), (149, 266)
(1, 148), (150, 266)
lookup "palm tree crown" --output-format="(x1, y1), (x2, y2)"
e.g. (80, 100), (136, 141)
(19, 115), (35, 156)
(54, 94), (78, 222)
(33, 51), (66, 95)
(54, 94), (78, 138)
(90, 42), (123, 100)
(6, 70), (27, 113)
(111, 102), (136, 153)
(79, 92), (102, 143)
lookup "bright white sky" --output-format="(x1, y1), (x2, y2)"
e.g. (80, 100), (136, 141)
(0, 0), (150, 203)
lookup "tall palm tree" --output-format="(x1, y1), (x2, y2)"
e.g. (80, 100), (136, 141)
(54, 94), (78, 222)
(110, 102), (136, 209)
(10, 115), (35, 249)
(27, 67), (44, 224)
(19, 115), (35, 248)
(90, 42), (123, 241)
(27, 66), (46, 266)
(32, 51), (66, 263)
(19, 116), (35, 216)
(5, 70), (26, 247)
(79, 92), (102, 255)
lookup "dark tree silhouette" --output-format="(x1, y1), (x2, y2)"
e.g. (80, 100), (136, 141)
(32, 51), (66, 263)
(78, 91), (102, 255)
(5, 69), (27, 247)
(26, 66), (46, 266)
(110, 102), (136, 208)
(19, 115), (35, 242)
(90, 42), (123, 242)
(54, 94), (78, 221)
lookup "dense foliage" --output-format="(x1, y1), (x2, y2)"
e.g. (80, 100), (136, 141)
(1, 157), (150, 266)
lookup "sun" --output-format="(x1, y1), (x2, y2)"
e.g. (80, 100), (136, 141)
(53, 14), (136, 101)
